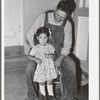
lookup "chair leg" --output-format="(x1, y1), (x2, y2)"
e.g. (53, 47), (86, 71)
(60, 73), (64, 96)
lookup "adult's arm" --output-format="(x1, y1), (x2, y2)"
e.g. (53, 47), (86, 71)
(55, 20), (72, 67)
(61, 20), (72, 56)
(26, 13), (45, 47)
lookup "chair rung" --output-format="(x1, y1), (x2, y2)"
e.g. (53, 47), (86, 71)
(54, 81), (61, 84)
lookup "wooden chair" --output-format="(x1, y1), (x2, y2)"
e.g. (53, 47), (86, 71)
(54, 67), (64, 96)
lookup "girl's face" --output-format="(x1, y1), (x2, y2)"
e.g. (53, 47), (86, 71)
(37, 33), (48, 46)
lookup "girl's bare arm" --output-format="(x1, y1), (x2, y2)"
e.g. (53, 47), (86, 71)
(28, 55), (42, 64)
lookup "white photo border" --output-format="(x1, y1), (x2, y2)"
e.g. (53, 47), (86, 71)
(1, 0), (99, 100)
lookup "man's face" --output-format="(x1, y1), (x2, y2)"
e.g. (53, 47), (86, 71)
(54, 9), (67, 22)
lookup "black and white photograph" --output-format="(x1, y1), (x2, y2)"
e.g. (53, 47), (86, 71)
(2, 0), (99, 100)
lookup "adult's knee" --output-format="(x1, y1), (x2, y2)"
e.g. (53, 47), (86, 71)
(26, 59), (37, 74)
(62, 56), (76, 73)
(62, 56), (77, 86)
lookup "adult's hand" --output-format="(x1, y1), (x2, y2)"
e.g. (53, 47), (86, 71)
(26, 39), (30, 45)
(26, 39), (35, 48)
(55, 54), (65, 68)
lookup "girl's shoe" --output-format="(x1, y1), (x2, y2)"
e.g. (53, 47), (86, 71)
(39, 93), (47, 100)
(48, 96), (59, 100)
(42, 96), (47, 100)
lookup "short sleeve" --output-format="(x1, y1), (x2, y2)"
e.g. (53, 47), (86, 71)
(49, 44), (55, 54)
(29, 46), (37, 56)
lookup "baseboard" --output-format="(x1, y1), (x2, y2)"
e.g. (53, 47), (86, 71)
(5, 46), (25, 57)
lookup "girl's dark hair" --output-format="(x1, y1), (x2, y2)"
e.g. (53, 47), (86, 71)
(57, 0), (74, 14)
(34, 27), (50, 45)
(36, 27), (50, 37)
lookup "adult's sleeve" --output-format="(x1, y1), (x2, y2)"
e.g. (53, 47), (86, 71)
(25, 13), (45, 47)
(29, 46), (36, 56)
(61, 20), (72, 56)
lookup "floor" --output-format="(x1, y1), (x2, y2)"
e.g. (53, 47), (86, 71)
(5, 69), (27, 100)
(4, 57), (88, 100)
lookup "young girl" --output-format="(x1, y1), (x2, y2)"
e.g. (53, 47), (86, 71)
(29, 27), (57, 100)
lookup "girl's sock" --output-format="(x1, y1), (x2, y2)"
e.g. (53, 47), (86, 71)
(47, 84), (54, 96)
(39, 84), (46, 96)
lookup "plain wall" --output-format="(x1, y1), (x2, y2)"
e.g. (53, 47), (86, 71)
(24, 0), (60, 34)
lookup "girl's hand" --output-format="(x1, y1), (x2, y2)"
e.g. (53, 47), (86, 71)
(36, 58), (42, 64)
(45, 54), (54, 60)
(45, 54), (51, 58)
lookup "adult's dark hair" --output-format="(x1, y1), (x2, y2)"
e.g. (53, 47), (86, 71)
(57, 0), (75, 14)
(34, 27), (50, 45)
